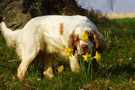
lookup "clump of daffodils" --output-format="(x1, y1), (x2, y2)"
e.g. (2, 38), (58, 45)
(81, 32), (101, 63)
(82, 51), (101, 63)
(64, 32), (102, 79)
(57, 65), (64, 72)
(65, 48), (73, 56)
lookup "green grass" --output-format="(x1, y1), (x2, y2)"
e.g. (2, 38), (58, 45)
(0, 18), (135, 89)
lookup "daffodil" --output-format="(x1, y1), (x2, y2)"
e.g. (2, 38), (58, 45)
(82, 53), (91, 62)
(93, 51), (101, 63)
(81, 33), (89, 42)
(108, 40), (111, 43)
(108, 40), (111, 44)
(57, 65), (64, 72)
(65, 48), (73, 56)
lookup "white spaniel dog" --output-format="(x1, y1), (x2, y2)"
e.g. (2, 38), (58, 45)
(0, 15), (106, 81)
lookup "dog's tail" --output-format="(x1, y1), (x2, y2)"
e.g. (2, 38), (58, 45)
(0, 17), (19, 48)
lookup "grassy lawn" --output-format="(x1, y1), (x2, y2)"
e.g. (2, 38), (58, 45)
(0, 18), (135, 89)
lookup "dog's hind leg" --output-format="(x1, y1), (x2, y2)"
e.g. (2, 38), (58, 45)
(17, 43), (39, 81)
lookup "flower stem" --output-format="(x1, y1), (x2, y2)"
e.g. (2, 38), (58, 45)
(87, 58), (91, 76)
(90, 49), (93, 80)
(91, 59), (92, 80)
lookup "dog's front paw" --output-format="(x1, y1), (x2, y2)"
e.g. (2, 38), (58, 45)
(71, 64), (80, 73)
(69, 56), (80, 73)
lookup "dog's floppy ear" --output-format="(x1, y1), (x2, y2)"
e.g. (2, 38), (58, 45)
(87, 31), (107, 53)
(68, 31), (79, 55)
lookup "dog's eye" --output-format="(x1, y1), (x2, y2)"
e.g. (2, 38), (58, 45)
(88, 36), (94, 41)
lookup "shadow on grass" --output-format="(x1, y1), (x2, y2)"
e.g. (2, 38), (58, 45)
(98, 64), (135, 79)
(109, 64), (135, 75)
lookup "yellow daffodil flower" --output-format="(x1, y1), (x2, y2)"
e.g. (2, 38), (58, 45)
(65, 48), (73, 56)
(108, 40), (112, 45)
(93, 51), (101, 63)
(81, 33), (89, 42)
(57, 65), (64, 72)
(108, 40), (111, 43)
(82, 53), (91, 62)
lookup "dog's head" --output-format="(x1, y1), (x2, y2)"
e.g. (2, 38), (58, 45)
(68, 30), (106, 55)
